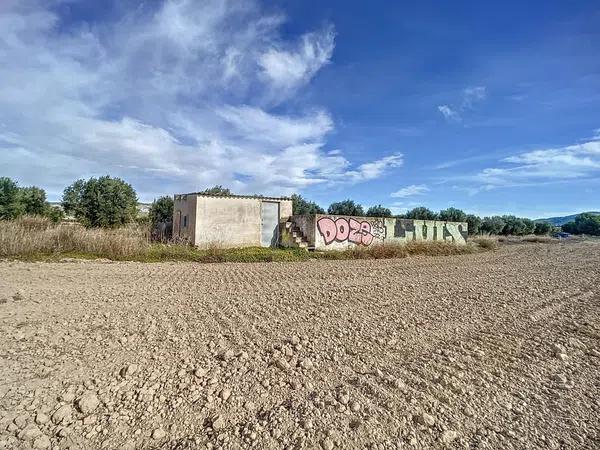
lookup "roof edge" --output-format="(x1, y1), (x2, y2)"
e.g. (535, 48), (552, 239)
(175, 192), (292, 201)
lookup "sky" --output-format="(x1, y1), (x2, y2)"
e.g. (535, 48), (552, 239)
(1, 0), (599, 218)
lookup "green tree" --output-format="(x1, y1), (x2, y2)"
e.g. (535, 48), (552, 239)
(19, 186), (48, 215)
(466, 214), (482, 236)
(480, 216), (505, 235)
(571, 213), (600, 235)
(149, 196), (174, 225)
(201, 185), (232, 196)
(366, 204), (392, 217)
(0, 177), (24, 219)
(501, 215), (527, 235)
(45, 206), (65, 223)
(439, 207), (467, 222)
(561, 221), (577, 234)
(291, 194), (325, 215)
(62, 179), (86, 218)
(521, 218), (536, 235)
(534, 222), (553, 235)
(404, 206), (438, 220)
(62, 176), (138, 228)
(327, 200), (365, 216)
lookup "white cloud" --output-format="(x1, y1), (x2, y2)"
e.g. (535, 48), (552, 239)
(345, 154), (404, 182)
(467, 132), (600, 191)
(437, 105), (461, 122)
(438, 86), (486, 122)
(462, 86), (487, 108)
(258, 26), (335, 96)
(391, 184), (429, 198)
(0, 1), (395, 200)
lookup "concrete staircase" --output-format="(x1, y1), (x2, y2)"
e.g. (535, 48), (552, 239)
(282, 220), (310, 250)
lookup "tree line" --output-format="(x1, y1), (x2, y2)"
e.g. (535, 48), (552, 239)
(2, 176), (597, 236)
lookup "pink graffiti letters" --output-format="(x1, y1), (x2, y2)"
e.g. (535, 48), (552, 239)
(317, 217), (376, 246)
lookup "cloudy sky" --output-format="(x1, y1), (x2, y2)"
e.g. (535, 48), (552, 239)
(1, 0), (599, 218)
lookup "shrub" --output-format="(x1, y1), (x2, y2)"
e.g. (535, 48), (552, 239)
(292, 194), (325, 215)
(149, 196), (174, 225)
(201, 185), (232, 196)
(480, 216), (505, 235)
(466, 214), (482, 235)
(327, 200), (364, 216)
(62, 176), (138, 228)
(0, 177), (24, 219)
(366, 205), (392, 217)
(403, 207), (438, 220)
(472, 236), (498, 250)
(534, 222), (553, 235)
(439, 207), (467, 223)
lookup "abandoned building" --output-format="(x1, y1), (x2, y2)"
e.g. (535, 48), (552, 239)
(173, 192), (468, 250)
(173, 193), (292, 248)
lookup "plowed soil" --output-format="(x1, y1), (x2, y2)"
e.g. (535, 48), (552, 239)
(1, 241), (599, 450)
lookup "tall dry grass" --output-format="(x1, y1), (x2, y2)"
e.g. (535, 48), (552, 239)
(0, 216), (151, 259)
(0, 217), (493, 262)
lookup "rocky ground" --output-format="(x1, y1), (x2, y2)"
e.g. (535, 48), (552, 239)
(0, 240), (599, 450)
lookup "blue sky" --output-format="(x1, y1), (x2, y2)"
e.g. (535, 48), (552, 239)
(1, 1), (599, 218)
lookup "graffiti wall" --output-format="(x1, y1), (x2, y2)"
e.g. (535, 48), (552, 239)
(389, 219), (468, 244)
(310, 215), (467, 250)
(316, 216), (386, 247)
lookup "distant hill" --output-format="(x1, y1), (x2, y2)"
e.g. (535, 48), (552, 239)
(536, 211), (600, 226)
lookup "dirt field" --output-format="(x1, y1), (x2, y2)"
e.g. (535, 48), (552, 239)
(1, 241), (599, 450)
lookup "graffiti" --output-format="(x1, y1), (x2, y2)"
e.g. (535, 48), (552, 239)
(393, 219), (467, 244)
(317, 217), (384, 246)
(314, 216), (468, 249)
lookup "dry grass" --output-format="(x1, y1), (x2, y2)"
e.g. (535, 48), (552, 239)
(521, 235), (556, 243)
(0, 216), (151, 259)
(1, 217), (489, 263)
(471, 236), (499, 250)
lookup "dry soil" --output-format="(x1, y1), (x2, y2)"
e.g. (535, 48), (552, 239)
(1, 241), (599, 450)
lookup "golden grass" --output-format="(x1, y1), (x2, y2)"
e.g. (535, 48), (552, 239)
(1, 217), (490, 263)
(471, 236), (499, 250)
(0, 216), (151, 259)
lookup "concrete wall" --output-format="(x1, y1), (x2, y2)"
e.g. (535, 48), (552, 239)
(291, 214), (317, 244)
(302, 214), (468, 251)
(194, 196), (261, 248)
(174, 195), (292, 248)
(173, 194), (197, 243)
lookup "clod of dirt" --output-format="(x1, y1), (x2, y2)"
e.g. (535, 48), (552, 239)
(77, 392), (100, 414)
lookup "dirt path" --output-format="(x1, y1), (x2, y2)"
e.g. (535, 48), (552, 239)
(1, 241), (599, 449)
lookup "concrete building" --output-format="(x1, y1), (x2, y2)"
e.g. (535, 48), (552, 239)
(173, 193), (292, 248)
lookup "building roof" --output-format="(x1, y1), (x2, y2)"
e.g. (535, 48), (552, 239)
(175, 192), (292, 201)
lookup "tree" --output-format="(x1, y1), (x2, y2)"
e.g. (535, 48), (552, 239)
(521, 218), (536, 235)
(404, 206), (438, 220)
(501, 215), (527, 235)
(563, 213), (600, 236)
(291, 194), (325, 215)
(201, 185), (232, 196)
(62, 176), (138, 228)
(149, 196), (174, 225)
(480, 216), (505, 235)
(0, 177), (24, 219)
(366, 204), (392, 217)
(45, 206), (65, 223)
(561, 221), (577, 234)
(19, 186), (48, 216)
(439, 207), (467, 223)
(534, 222), (552, 235)
(327, 200), (364, 216)
(62, 179), (86, 219)
(466, 214), (482, 236)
